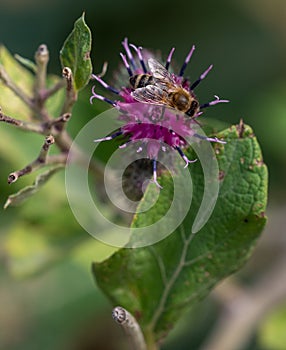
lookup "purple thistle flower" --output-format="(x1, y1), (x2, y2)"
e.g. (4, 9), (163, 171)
(90, 38), (228, 188)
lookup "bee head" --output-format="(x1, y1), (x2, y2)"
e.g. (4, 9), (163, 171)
(129, 75), (137, 88)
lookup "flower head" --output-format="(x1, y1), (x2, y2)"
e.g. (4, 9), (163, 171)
(90, 38), (228, 188)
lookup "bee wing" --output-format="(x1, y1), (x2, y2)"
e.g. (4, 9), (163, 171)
(148, 58), (176, 84)
(131, 85), (167, 105)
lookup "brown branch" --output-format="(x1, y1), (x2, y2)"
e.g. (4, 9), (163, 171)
(34, 44), (49, 94)
(48, 113), (71, 133)
(43, 79), (65, 100)
(8, 135), (55, 184)
(0, 107), (104, 180)
(61, 67), (78, 114)
(0, 109), (72, 136)
(0, 109), (45, 133)
(32, 44), (50, 121)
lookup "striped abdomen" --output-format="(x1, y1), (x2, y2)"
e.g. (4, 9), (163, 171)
(129, 74), (155, 89)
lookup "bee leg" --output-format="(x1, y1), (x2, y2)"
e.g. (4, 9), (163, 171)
(190, 64), (213, 90)
(130, 44), (148, 73)
(199, 95), (229, 110)
(93, 130), (123, 143)
(179, 45), (195, 77)
(120, 53), (133, 77)
(165, 47), (175, 71)
(175, 146), (197, 168)
(91, 74), (120, 95)
(151, 159), (163, 189)
(90, 86), (116, 106)
(193, 133), (227, 144)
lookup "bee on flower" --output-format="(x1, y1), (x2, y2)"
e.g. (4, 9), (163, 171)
(90, 38), (228, 188)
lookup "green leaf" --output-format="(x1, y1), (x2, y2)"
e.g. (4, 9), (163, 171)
(4, 164), (64, 209)
(92, 123), (268, 346)
(2, 166), (118, 278)
(4, 222), (118, 278)
(60, 13), (92, 91)
(0, 45), (34, 121)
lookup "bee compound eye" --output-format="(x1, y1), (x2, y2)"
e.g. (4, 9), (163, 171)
(186, 100), (199, 117)
(191, 100), (199, 109)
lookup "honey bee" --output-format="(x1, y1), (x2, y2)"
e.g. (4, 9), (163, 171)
(129, 58), (200, 117)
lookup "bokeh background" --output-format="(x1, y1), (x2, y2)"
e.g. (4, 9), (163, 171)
(0, 0), (286, 349)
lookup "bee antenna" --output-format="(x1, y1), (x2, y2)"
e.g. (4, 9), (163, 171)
(165, 47), (175, 71)
(179, 45), (195, 77)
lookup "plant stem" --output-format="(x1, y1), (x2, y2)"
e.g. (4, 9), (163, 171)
(61, 67), (78, 114)
(34, 44), (49, 95)
(44, 79), (65, 100)
(0, 110), (45, 133)
(33, 44), (50, 121)
(144, 328), (159, 350)
(8, 135), (54, 184)
(112, 306), (147, 350)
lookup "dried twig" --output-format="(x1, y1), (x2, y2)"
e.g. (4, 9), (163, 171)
(61, 67), (77, 114)
(1, 44), (105, 202)
(33, 44), (50, 121)
(0, 110), (45, 133)
(8, 135), (55, 184)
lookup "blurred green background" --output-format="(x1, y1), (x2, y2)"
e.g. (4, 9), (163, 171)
(0, 0), (285, 349)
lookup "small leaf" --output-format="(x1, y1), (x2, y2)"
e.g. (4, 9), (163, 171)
(14, 54), (37, 73)
(4, 164), (64, 209)
(92, 123), (268, 345)
(60, 13), (92, 91)
(4, 222), (117, 278)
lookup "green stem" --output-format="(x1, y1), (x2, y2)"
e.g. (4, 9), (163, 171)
(144, 328), (159, 350)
